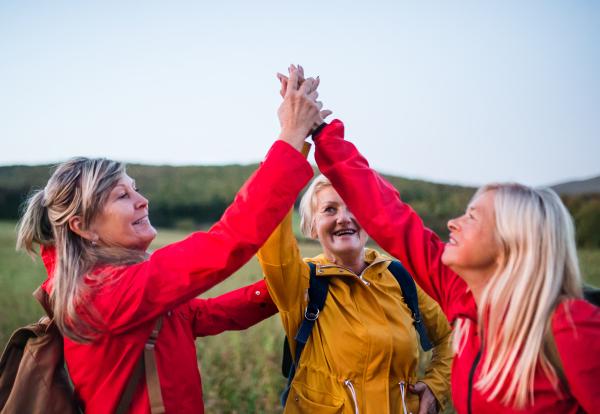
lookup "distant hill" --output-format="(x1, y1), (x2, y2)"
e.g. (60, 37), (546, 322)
(2, 164), (599, 246)
(551, 175), (600, 195)
(0, 163), (477, 238)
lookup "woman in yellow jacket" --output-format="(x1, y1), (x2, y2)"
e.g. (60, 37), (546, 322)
(257, 173), (453, 414)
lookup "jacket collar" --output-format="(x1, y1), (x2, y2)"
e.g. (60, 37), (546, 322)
(307, 248), (393, 278)
(40, 245), (57, 294)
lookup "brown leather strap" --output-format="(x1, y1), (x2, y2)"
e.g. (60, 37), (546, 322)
(144, 317), (165, 414)
(33, 286), (53, 318)
(115, 351), (145, 414)
(115, 317), (165, 414)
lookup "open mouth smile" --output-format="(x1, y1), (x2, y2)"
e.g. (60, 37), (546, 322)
(133, 217), (150, 225)
(334, 230), (356, 236)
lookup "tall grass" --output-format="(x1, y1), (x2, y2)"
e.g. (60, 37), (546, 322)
(1, 221), (599, 413)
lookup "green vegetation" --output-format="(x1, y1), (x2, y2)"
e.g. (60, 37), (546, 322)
(1, 219), (600, 413)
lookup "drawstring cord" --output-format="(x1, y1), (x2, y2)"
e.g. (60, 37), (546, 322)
(344, 380), (359, 414)
(399, 382), (412, 414)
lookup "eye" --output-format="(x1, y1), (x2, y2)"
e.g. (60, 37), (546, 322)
(118, 192), (129, 200)
(324, 206), (335, 213)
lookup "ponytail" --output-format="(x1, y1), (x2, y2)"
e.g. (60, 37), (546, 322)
(17, 189), (54, 257)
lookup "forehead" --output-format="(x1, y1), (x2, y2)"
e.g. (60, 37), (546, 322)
(316, 185), (343, 204)
(469, 190), (496, 216)
(112, 174), (134, 188)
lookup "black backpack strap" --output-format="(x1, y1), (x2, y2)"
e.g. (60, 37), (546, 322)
(281, 262), (330, 407)
(387, 261), (434, 352)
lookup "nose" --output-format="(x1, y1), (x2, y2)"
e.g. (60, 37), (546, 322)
(336, 207), (353, 224)
(447, 216), (460, 233)
(134, 192), (149, 210)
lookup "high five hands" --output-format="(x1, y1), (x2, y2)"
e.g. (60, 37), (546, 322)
(276, 65), (333, 152)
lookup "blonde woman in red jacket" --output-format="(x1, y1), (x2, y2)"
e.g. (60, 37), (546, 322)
(310, 119), (600, 414)
(15, 68), (323, 414)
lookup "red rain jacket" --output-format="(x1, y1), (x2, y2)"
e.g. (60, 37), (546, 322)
(313, 120), (600, 414)
(40, 140), (313, 414)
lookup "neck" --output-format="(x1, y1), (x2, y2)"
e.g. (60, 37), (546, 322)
(323, 248), (368, 276)
(455, 267), (497, 308)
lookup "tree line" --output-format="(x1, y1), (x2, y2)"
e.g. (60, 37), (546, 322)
(1, 164), (598, 247)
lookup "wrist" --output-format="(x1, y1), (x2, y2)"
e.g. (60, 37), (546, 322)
(278, 129), (307, 152)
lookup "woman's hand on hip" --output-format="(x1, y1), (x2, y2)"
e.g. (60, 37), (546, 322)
(410, 382), (438, 414)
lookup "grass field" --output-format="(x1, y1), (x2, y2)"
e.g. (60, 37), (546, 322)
(1, 220), (599, 413)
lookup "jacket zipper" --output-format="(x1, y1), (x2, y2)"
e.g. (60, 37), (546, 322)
(319, 259), (391, 286)
(467, 346), (483, 414)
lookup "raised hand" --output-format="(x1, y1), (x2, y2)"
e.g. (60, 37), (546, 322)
(277, 65), (332, 132)
(277, 65), (323, 152)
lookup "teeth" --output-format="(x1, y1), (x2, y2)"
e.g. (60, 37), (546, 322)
(334, 230), (356, 236)
(134, 217), (149, 225)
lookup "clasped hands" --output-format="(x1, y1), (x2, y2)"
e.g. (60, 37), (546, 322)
(276, 64), (332, 152)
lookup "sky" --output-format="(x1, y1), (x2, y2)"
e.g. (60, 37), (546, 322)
(1, 0), (599, 187)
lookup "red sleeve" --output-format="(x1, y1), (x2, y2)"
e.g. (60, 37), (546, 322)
(89, 140), (313, 335)
(185, 279), (278, 338)
(554, 300), (600, 412)
(313, 120), (467, 321)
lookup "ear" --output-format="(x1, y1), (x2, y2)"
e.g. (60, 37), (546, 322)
(68, 216), (98, 243)
(310, 226), (318, 240)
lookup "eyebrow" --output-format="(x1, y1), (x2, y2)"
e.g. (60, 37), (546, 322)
(320, 200), (338, 206)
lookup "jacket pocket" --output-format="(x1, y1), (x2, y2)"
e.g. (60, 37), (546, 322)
(286, 382), (345, 414)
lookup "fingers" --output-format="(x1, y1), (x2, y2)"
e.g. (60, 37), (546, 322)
(298, 77), (315, 95)
(409, 382), (427, 394)
(286, 65), (299, 96)
(321, 110), (333, 119)
(298, 64), (304, 77)
(280, 76), (288, 99)
(308, 90), (319, 101)
(311, 76), (320, 92)
(315, 101), (323, 110)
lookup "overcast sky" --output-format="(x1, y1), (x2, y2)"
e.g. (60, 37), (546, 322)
(1, 0), (598, 186)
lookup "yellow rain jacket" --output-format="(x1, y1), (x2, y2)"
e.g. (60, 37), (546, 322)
(257, 209), (453, 414)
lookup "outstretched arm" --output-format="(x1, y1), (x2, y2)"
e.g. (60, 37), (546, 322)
(313, 120), (467, 320)
(187, 279), (278, 338)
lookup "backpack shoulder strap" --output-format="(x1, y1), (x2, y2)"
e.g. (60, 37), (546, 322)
(282, 262), (330, 407)
(115, 316), (165, 414)
(294, 262), (330, 361)
(387, 261), (434, 351)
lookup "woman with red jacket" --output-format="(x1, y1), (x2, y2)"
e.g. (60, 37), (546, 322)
(309, 119), (600, 414)
(16, 67), (322, 414)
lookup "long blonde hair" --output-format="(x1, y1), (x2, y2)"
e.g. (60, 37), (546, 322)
(453, 183), (582, 409)
(17, 157), (146, 343)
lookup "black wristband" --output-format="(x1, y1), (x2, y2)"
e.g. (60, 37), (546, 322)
(311, 122), (328, 141)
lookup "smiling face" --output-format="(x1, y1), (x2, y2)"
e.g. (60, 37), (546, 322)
(441, 190), (502, 279)
(311, 186), (368, 262)
(89, 175), (157, 251)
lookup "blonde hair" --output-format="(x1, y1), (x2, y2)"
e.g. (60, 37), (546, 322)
(453, 183), (582, 409)
(299, 175), (333, 238)
(17, 157), (146, 343)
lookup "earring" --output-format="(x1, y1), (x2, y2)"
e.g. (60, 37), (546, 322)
(92, 241), (98, 246)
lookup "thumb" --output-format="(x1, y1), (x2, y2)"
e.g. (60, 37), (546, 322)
(409, 382), (427, 395)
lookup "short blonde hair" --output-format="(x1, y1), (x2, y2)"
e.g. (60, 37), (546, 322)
(299, 175), (333, 238)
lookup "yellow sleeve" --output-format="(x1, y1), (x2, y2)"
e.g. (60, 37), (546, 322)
(416, 284), (453, 411)
(256, 207), (309, 313)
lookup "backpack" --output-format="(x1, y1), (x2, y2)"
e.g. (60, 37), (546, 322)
(0, 287), (165, 414)
(280, 260), (433, 407)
